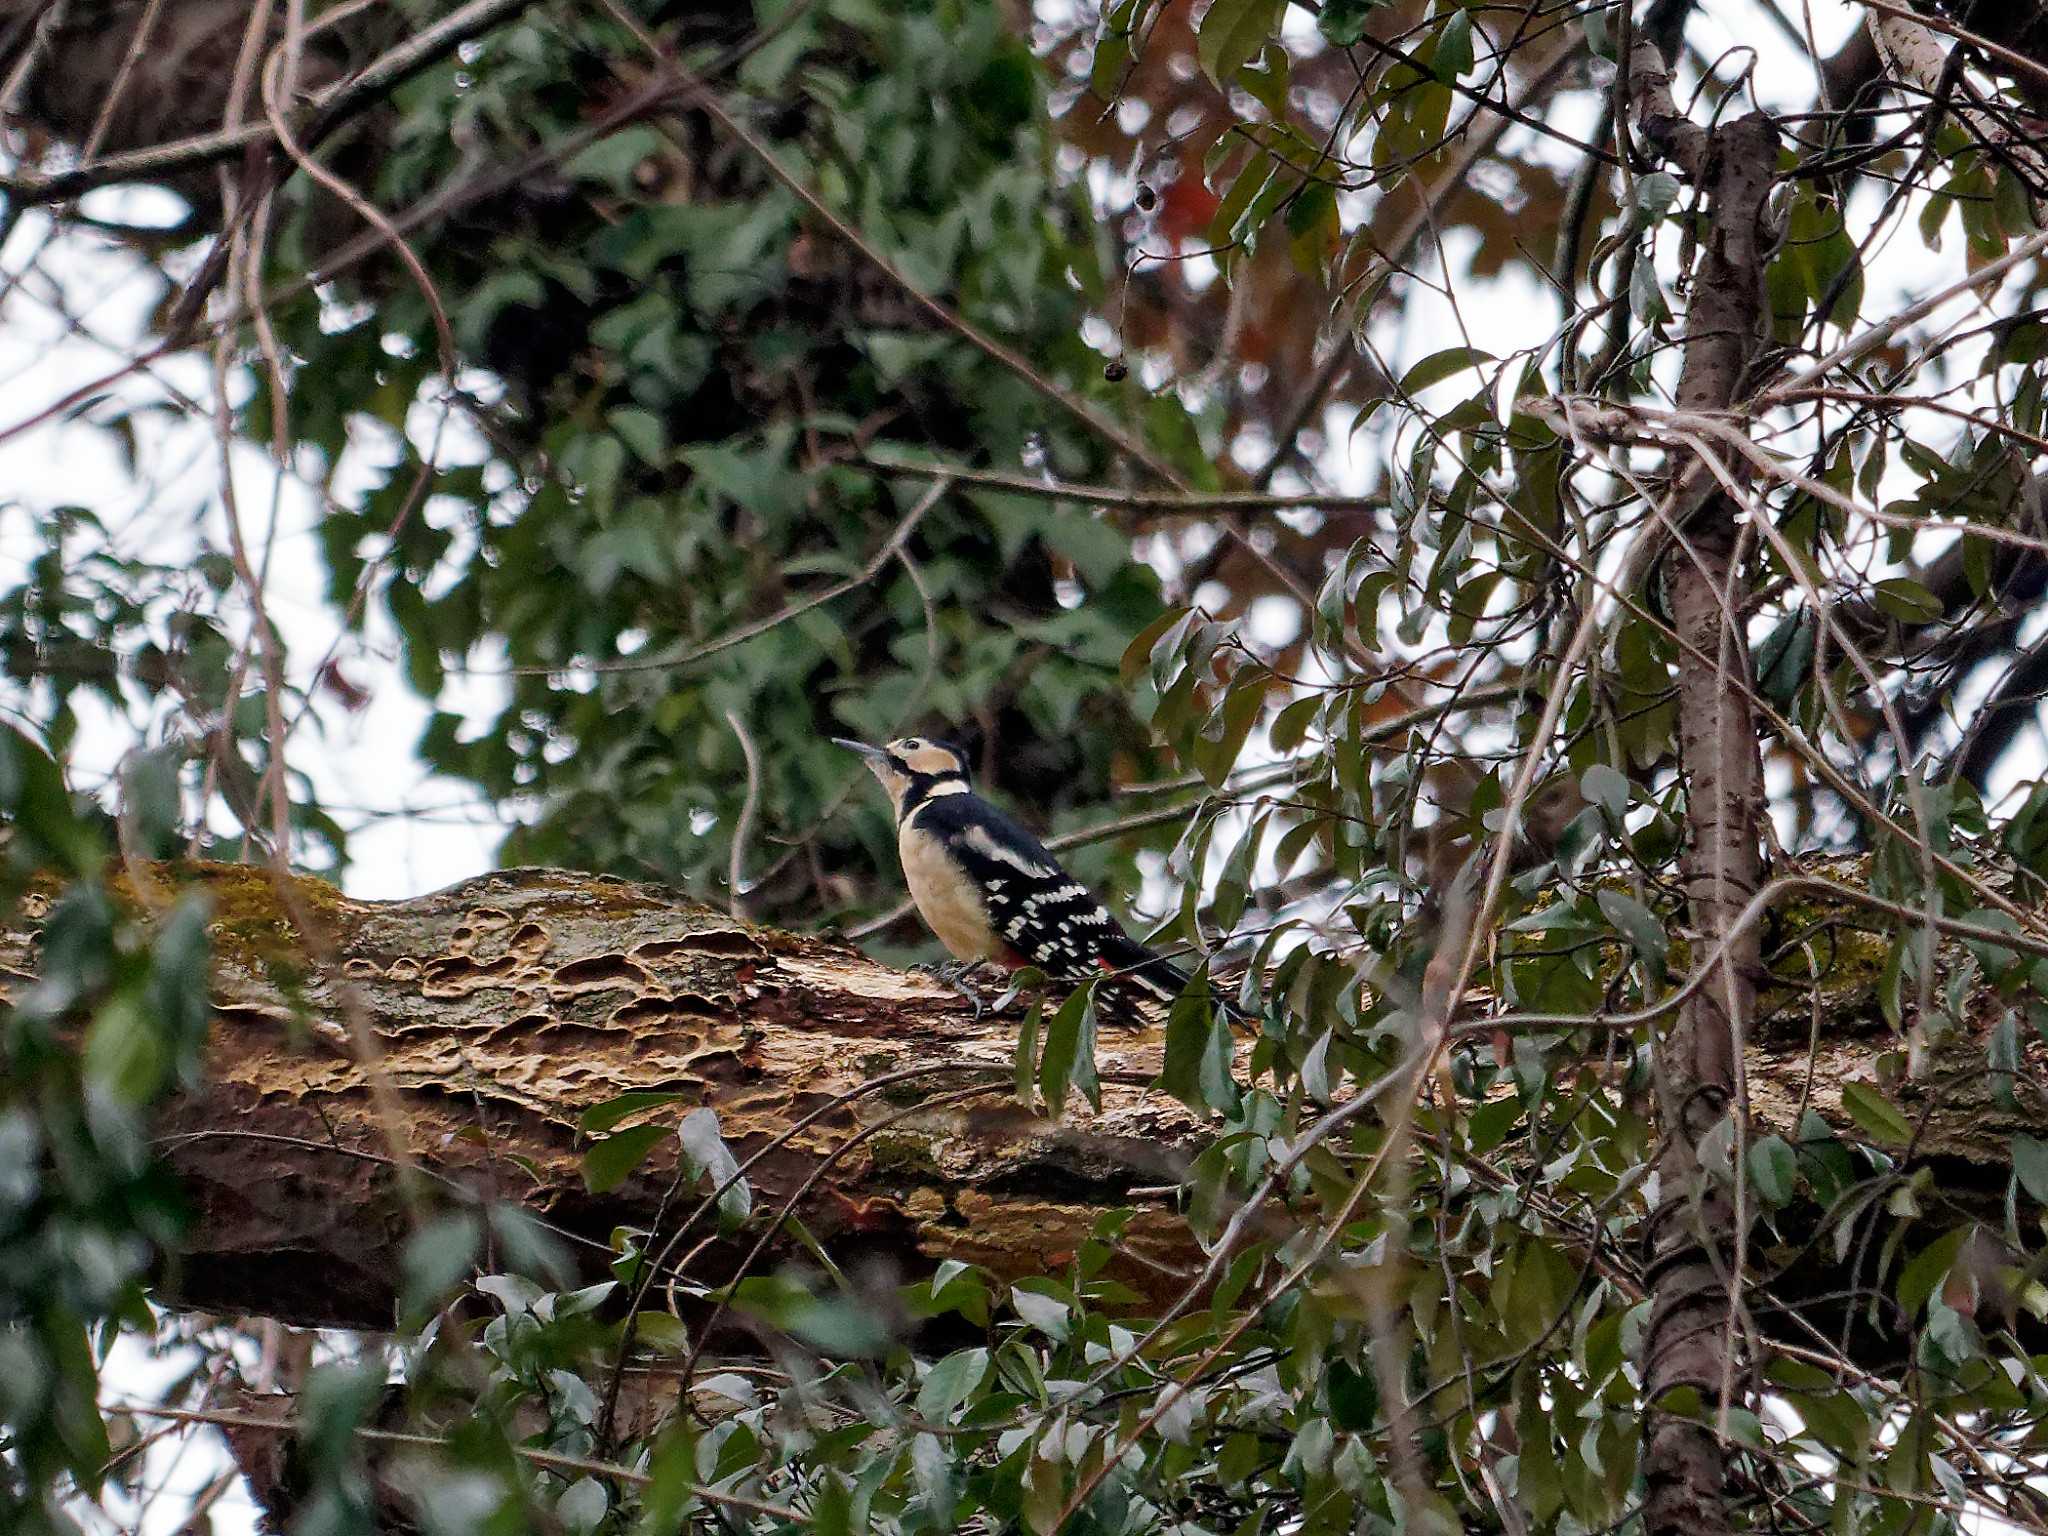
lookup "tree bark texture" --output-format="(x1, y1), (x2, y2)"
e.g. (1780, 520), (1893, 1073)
(2, 863), (1205, 1330)
(1630, 38), (1778, 1536)
(0, 860), (2040, 1343)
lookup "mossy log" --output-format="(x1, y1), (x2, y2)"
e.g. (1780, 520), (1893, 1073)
(5, 863), (1203, 1328)
(0, 860), (2040, 1333)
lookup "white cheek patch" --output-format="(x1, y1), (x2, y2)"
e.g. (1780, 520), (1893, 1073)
(963, 825), (1056, 878)
(920, 781), (970, 798)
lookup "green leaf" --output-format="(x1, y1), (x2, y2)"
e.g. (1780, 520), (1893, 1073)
(2013, 1134), (2048, 1203)
(490, 1205), (575, 1289)
(1010, 1283), (1070, 1341)
(42, 1319), (111, 1491)
(1990, 1009), (2019, 1110)
(565, 126), (660, 192)
(732, 1276), (889, 1356)
(1121, 606), (1189, 686)
(915, 1347), (990, 1423)
(634, 1312), (692, 1356)
(1201, 1009), (1240, 1113)
(1038, 984), (1100, 1115)
(1630, 258), (1669, 324)
(1754, 611), (1815, 706)
(120, 743), (185, 858)
(811, 1473), (855, 1536)
(1197, 0), (1285, 87)
(1896, 1226), (1966, 1315)
(1582, 4), (1611, 58)
(1270, 692), (1320, 751)
(679, 1107), (752, 1229)
(583, 1122), (669, 1194)
(1022, 1453), (1065, 1536)
(1782, 1386), (1869, 1458)
(1581, 763), (1629, 821)
(1400, 346), (1496, 394)
(1091, 27), (1131, 100)
(147, 896), (213, 1088)
(1160, 985), (1239, 1114)
(1241, 43), (1291, 120)
(1747, 1134), (1798, 1207)
(1044, 507), (1132, 588)
(1160, 986), (1208, 1111)
(1431, 9), (1473, 78)
(1841, 1082), (1912, 1146)
(557, 1478), (609, 1536)
(1873, 578), (1944, 624)
(301, 1360), (387, 1466)
(1722, 1408), (1767, 1449)
(401, 1212), (482, 1316)
(608, 407), (668, 465)
(1318, 0), (1387, 46)
(1632, 171), (1681, 228)
(1597, 888), (1667, 968)
(1284, 181), (1337, 266)
(1199, 672), (1266, 787)
(84, 994), (163, 1105)
(1206, 156), (1276, 250)
(580, 1091), (690, 1135)
(1878, 934), (1906, 1031)
(1958, 908), (2023, 981)
(0, 724), (102, 874)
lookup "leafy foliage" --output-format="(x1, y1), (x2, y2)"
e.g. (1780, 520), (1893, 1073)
(6, 0), (2048, 1532)
(265, 0), (1187, 927)
(0, 729), (209, 1535)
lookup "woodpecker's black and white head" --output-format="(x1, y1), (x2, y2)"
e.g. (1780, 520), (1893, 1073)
(834, 736), (971, 819)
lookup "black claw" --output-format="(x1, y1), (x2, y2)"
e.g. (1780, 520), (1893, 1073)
(923, 959), (993, 1016)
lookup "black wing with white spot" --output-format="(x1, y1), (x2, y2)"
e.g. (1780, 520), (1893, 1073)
(906, 792), (1189, 1003)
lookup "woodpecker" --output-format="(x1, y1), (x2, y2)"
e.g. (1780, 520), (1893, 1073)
(835, 735), (1208, 1012)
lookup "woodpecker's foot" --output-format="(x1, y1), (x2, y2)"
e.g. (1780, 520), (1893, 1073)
(945, 969), (993, 1020)
(916, 959), (994, 1017)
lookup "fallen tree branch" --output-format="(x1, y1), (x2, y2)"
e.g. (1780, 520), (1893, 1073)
(2, 861), (2040, 1341)
(0, 863), (1207, 1329)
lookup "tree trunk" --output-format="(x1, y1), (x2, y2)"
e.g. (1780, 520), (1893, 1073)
(1629, 37), (1778, 1536)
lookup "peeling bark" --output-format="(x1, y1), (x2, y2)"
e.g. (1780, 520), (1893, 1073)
(2, 860), (2041, 1345)
(2, 863), (1206, 1329)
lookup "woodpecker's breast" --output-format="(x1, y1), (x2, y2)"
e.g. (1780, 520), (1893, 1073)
(898, 813), (996, 963)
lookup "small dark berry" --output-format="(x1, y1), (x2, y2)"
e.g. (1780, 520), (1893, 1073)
(1135, 182), (1157, 211)
(1104, 359), (1129, 382)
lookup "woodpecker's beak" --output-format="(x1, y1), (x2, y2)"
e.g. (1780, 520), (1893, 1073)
(835, 738), (897, 792)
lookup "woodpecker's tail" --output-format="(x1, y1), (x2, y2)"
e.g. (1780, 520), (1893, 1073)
(1117, 945), (1247, 1023)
